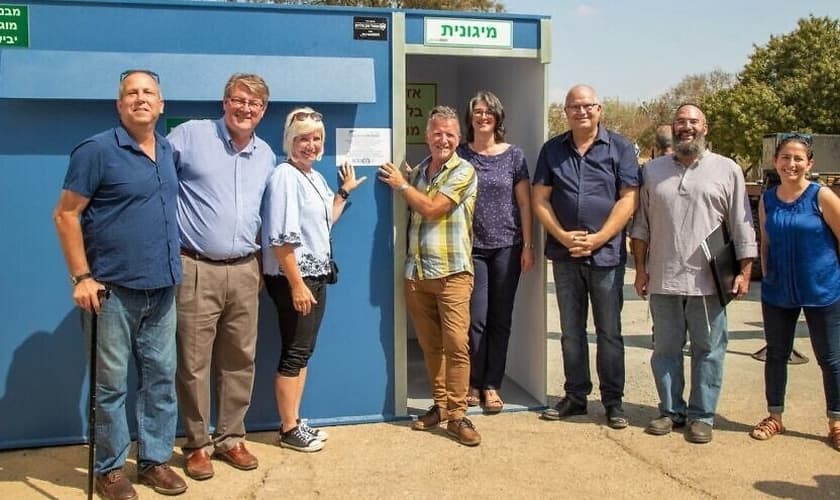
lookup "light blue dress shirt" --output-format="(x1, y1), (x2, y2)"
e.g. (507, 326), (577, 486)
(169, 119), (276, 260)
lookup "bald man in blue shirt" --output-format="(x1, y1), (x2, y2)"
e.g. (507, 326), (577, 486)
(533, 84), (640, 430)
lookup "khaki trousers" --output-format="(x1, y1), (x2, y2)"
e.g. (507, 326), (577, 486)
(176, 253), (260, 452)
(405, 272), (473, 420)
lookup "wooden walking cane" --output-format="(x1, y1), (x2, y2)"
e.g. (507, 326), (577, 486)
(88, 289), (109, 500)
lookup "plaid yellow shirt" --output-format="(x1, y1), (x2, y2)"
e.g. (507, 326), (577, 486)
(405, 152), (477, 280)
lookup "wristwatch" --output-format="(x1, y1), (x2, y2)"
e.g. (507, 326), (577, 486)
(70, 272), (92, 286)
(337, 188), (350, 200)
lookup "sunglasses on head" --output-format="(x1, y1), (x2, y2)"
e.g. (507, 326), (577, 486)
(780, 132), (812, 146)
(289, 111), (323, 125)
(120, 69), (160, 83)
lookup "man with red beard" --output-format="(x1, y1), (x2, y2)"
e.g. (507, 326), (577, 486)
(168, 74), (275, 479)
(631, 104), (756, 444)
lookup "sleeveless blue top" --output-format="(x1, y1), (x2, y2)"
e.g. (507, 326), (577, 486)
(762, 182), (840, 307)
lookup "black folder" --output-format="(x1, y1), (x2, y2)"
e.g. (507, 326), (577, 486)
(703, 223), (739, 307)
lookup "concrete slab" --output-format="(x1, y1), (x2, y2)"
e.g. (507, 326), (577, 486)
(1, 264), (836, 499)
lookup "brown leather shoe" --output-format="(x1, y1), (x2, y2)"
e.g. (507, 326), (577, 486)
(184, 449), (214, 480)
(138, 463), (187, 495)
(447, 417), (482, 446)
(95, 468), (138, 500)
(213, 442), (258, 470)
(412, 404), (448, 431)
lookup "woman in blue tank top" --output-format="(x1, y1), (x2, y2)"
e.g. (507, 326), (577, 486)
(750, 134), (840, 450)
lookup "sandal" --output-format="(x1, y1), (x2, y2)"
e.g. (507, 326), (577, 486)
(829, 425), (840, 451)
(466, 387), (481, 407)
(482, 389), (503, 414)
(750, 416), (784, 440)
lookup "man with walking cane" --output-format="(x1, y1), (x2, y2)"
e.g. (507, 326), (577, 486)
(54, 69), (186, 499)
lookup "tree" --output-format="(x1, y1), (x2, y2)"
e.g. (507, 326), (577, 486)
(705, 16), (840, 166)
(547, 102), (566, 138)
(601, 98), (651, 147)
(248, 0), (505, 11)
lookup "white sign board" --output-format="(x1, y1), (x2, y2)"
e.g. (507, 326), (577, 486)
(424, 18), (512, 49)
(336, 128), (392, 166)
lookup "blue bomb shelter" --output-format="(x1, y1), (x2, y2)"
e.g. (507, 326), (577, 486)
(0, 0), (550, 449)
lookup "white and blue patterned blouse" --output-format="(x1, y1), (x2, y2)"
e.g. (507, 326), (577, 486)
(261, 161), (334, 277)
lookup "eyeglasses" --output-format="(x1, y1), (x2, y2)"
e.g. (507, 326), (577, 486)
(289, 111), (323, 125)
(779, 132), (812, 146)
(120, 69), (160, 83)
(228, 96), (265, 110)
(472, 109), (494, 117)
(564, 103), (599, 113)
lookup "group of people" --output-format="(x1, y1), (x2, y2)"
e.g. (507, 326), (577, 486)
(53, 69), (840, 499)
(538, 84), (840, 453)
(53, 71), (363, 500)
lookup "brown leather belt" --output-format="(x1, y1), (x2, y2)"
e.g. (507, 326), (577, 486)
(180, 248), (254, 265)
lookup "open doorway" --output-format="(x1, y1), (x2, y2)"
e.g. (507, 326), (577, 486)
(402, 53), (548, 416)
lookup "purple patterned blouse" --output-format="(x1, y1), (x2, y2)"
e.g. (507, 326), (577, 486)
(457, 143), (529, 249)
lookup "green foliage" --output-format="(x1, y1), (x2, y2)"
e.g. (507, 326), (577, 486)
(601, 98), (650, 145)
(547, 102), (566, 138)
(706, 16), (840, 166)
(253, 0), (505, 11)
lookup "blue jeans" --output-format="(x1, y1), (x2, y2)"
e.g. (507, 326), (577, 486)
(553, 262), (625, 408)
(84, 285), (178, 474)
(762, 299), (840, 419)
(649, 294), (727, 425)
(469, 245), (522, 390)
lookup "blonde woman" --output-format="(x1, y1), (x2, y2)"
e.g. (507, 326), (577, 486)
(261, 107), (365, 452)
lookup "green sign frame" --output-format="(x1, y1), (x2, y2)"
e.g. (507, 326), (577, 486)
(0, 4), (29, 48)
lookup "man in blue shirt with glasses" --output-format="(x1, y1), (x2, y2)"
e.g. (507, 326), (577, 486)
(533, 84), (640, 430)
(168, 73), (275, 480)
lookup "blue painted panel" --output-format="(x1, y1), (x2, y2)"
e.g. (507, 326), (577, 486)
(0, 50), (376, 102)
(0, 0), (395, 450)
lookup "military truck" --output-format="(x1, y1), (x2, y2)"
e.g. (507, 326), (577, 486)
(745, 133), (840, 279)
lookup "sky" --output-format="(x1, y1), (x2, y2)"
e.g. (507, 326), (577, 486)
(501, 0), (840, 104)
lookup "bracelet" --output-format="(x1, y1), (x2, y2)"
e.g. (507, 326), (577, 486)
(70, 272), (92, 286)
(398, 183), (410, 192)
(337, 188), (350, 200)
(524, 242), (535, 249)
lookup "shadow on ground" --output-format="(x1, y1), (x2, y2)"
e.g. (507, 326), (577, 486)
(754, 474), (840, 499)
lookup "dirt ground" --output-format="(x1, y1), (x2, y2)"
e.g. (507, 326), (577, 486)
(0, 265), (837, 499)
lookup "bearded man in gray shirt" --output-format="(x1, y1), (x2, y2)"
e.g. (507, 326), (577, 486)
(630, 103), (756, 444)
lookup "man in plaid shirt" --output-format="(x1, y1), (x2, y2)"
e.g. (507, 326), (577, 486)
(378, 105), (480, 446)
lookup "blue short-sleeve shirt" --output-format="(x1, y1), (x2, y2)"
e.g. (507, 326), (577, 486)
(63, 125), (182, 289)
(457, 143), (529, 249)
(533, 126), (641, 266)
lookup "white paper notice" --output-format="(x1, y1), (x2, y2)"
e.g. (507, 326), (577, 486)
(335, 128), (391, 166)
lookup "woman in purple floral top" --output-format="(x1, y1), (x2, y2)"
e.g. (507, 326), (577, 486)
(457, 91), (533, 413)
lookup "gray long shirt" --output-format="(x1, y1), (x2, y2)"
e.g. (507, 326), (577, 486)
(630, 151), (757, 296)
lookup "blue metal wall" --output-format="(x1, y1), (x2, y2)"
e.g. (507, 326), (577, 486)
(0, 0), (547, 450)
(0, 0), (395, 449)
